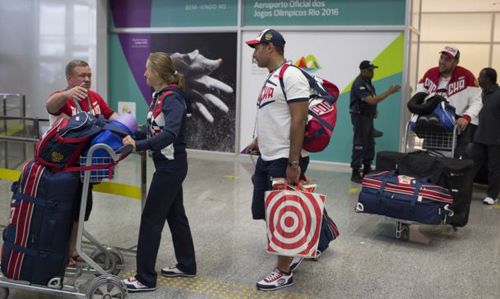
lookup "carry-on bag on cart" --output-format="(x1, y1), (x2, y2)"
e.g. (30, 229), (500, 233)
(408, 93), (456, 136)
(357, 170), (454, 224)
(1, 160), (80, 285)
(375, 151), (474, 227)
(265, 179), (326, 259)
(35, 112), (132, 173)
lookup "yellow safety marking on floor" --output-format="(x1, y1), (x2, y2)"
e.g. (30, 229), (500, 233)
(121, 270), (309, 299)
(93, 182), (141, 200)
(223, 175), (239, 179)
(493, 204), (500, 209)
(0, 167), (141, 200)
(348, 188), (358, 194)
(2, 123), (25, 136)
(0, 168), (21, 182)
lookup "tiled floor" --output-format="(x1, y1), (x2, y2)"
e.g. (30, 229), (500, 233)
(0, 153), (499, 299)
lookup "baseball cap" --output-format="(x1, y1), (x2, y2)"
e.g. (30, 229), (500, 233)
(440, 46), (460, 59)
(245, 29), (286, 48)
(359, 60), (378, 70)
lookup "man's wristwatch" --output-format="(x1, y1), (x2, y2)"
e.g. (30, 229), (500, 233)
(288, 160), (300, 169)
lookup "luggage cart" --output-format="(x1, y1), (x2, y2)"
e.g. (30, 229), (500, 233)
(403, 121), (459, 157)
(383, 122), (459, 240)
(0, 143), (133, 299)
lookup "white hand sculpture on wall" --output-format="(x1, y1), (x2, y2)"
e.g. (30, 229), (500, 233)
(171, 49), (234, 123)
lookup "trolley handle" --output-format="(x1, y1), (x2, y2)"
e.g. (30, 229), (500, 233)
(116, 143), (134, 157)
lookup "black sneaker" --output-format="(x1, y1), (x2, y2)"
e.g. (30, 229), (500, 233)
(373, 128), (383, 138)
(351, 169), (362, 183)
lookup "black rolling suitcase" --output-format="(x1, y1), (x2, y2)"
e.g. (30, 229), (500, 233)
(376, 151), (474, 227)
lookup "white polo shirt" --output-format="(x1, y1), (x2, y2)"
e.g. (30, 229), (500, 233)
(256, 64), (310, 161)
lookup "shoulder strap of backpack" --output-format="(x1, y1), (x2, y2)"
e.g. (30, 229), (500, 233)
(279, 64), (337, 105)
(278, 63), (291, 101)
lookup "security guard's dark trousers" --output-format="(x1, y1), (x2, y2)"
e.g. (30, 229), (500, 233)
(136, 166), (196, 287)
(351, 113), (375, 170)
(470, 142), (500, 199)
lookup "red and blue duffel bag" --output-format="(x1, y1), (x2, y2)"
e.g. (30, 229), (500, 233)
(1, 159), (80, 285)
(356, 171), (454, 224)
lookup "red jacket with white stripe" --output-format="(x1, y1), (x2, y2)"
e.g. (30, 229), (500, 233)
(415, 66), (482, 125)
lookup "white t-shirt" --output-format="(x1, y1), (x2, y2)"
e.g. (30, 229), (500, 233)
(437, 76), (451, 90)
(255, 64), (310, 161)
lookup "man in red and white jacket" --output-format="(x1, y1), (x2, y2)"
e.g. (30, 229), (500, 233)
(415, 46), (482, 157)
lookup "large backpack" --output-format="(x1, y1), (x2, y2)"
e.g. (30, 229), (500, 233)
(279, 64), (339, 152)
(35, 112), (106, 172)
(35, 112), (130, 173)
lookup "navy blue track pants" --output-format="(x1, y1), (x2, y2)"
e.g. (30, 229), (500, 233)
(135, 166), (196, 287)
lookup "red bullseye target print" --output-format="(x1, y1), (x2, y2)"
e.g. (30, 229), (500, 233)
(265, 190), (326, 258)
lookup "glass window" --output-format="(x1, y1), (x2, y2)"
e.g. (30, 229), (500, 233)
(411, 0), (421, 30)
(40, 2), (65, 36)
(494, 14), (500, 42)
(420, 13), (491, 42)
(491, 45), (500, 72)
(418, 43), (489, 79)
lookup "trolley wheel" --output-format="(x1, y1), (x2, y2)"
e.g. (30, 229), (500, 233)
(90, 247), (124, 276)
(0, 287), (9, 299)
(395, 222), (410, 241)
(401, 228), (410, 241)
(87, 276), (128, 299)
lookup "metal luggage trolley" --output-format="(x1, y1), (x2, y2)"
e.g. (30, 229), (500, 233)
(0, 143), (133, 299)
(387, 122), (459, 240)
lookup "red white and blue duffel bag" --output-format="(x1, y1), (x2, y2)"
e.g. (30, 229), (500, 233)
(356, 171), (454, 224)
(1, 159), (80, 285)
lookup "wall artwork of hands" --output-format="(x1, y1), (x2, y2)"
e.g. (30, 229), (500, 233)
(171, 49), (234, 123)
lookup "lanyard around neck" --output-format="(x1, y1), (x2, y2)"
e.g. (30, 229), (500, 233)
(68, 87), (93, 115)
(73, 96), (93, 114)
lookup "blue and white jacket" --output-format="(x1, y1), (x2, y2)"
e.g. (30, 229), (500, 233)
(135, 86), (187, 168)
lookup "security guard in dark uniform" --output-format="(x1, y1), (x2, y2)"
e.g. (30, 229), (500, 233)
(470, 67), (500, 205)
(350, 60), (401, 183)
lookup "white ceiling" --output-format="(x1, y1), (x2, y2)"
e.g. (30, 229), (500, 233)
(422, 0), (500, 12)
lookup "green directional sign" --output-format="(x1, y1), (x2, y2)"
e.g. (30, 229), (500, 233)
(245, 0), (405, 26)
(151, 0), (238, 27)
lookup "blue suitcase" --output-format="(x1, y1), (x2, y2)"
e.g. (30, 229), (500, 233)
(357, 171), (454, 224)
(1, 160), (79, 285)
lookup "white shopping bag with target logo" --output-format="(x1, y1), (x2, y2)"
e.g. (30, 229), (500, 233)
(265, 179), (326, 258)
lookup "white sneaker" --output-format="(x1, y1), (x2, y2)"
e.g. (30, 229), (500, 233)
(289, 257), (304, 272)
(123, 277), (157, 293)
(256, 267), (293, 291)
(161, 265), (196, 277)
(483, 197), (499, 205)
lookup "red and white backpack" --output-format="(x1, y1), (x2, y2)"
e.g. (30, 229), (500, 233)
(279, 64), (339, 152)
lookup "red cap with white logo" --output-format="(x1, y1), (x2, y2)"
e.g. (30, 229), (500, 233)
(440, 46), (460, 59)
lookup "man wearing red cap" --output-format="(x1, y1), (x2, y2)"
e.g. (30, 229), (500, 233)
(245, 29), (310, 291)
(415, 46), (482, 158)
